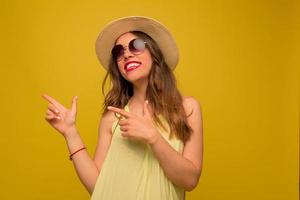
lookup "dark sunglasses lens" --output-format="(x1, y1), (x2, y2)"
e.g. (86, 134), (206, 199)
(129, 38), (146, 53)
(112, 45), (124, 60)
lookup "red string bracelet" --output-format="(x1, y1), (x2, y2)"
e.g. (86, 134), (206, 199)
(69, 147), (86, 161)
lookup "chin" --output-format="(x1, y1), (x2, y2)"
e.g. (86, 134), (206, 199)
(125, 74), (149, 84)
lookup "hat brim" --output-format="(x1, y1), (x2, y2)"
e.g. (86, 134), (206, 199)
(95, 16), (179, 70)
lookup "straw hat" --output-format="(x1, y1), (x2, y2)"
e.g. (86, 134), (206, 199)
(95, 16), (179, 70)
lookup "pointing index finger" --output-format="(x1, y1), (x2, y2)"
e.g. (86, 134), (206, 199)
(107, 106), (131, 118)
(41, 94), (65, 110)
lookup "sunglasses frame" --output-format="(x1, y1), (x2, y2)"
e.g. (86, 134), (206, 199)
(112, 38), (147, 61)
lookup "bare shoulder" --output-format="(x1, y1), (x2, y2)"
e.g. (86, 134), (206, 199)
(182, 96), (202, 118)
(100, 109), (116, 122)
(98, 109), (118, 135)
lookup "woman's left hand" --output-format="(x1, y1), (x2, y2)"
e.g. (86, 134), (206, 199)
(107, 100), (159, 144)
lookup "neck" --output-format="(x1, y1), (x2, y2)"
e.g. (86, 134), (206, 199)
(131, 78), (148, 104)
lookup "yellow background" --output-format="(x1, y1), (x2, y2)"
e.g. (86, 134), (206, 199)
(0, 0), (299, 199)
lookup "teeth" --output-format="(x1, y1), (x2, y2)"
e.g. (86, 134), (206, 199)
(127, 63), (140, 69)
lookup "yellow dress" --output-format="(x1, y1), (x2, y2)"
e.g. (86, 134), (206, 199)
(91, 103), (185, 200)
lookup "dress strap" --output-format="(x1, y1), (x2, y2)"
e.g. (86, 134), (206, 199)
(112, 102), (129, 135)
(124, 102), (129, 112)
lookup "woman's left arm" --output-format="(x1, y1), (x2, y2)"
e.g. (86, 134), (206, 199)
(149, 96), (203, 191)
(107, 97), (203, 191)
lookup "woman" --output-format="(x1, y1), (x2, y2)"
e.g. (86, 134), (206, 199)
(42, 16), (203, 200)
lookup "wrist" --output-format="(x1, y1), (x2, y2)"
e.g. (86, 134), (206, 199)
(147, 130), (159, 145)
(64, 126), (78, 141)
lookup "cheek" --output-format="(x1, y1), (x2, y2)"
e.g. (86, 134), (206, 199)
(142, 52), (153, 71)
(143, 61), (152, 71)
(115, 63), (130, 81)
(117, 62), (125, 75)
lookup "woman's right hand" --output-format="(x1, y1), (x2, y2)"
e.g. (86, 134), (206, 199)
(42, 94), (78, 138)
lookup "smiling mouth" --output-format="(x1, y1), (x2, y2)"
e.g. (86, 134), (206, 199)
(125, 62), (142, 72)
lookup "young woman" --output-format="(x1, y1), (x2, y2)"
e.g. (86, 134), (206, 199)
(42, 16), (203, 200)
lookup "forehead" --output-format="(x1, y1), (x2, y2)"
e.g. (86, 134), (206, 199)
(115, 32), (138, 45)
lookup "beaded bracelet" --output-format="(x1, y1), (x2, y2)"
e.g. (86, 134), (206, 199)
(69, 147), (86, 161)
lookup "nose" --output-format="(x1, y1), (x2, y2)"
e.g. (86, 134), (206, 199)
(123, 47), (134, 60)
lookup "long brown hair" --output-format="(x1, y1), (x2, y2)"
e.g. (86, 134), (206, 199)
(101, 31), (192, 144)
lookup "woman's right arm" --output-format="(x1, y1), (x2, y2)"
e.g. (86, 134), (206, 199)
(42, 94), (114, 194)
(65, 111), (114, 194)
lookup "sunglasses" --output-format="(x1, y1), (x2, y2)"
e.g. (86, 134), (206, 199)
(111, 38), (147, 61)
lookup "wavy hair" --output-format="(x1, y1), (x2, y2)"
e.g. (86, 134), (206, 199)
(101, 31), (192, 144)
